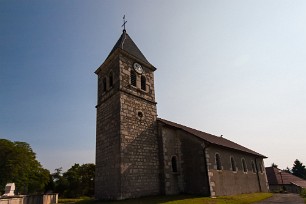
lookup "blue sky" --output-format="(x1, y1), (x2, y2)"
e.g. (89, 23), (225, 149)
(1, 0), (306, 172)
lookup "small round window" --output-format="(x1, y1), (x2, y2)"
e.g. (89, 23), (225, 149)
(137, 111), (143, 118)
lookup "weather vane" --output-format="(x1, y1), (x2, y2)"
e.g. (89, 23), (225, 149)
(122, 15), (127, 31)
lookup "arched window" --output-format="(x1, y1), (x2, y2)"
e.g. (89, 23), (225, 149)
(109, 72), (113, 88)
(141, 75), (146, 91)
(251, 161), (256, 173)
(171, 156), (178, 173)
(242, 158), (247, 172)
(230, 157), (236, 171)
(103, 77), (107, 92)
(215, 153), (222, 170)
(130, 70), (136, 87)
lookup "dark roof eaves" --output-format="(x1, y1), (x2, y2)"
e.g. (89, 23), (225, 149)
(157, 118), (266, 158)
(95, 49), (120, 75)
(159, 118), (213, 145)
(95, 48), (156, 75)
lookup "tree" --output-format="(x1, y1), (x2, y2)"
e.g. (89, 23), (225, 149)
(52, 167), (69, 197)
(78, 163), (95, 196)
(271, 163), (278, 168)
(53, 163), (95, 198)
(292, 159), (306, 179)
(283, 167), (291, 173)
(0, 139), (50, 194)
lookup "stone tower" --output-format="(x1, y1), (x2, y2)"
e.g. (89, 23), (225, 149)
(95, 30), (160, 200)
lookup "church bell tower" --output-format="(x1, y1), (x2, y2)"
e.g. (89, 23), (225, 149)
(95, 30), (160, 200)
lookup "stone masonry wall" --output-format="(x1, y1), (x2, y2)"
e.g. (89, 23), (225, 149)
(118, 54), (160, 199)
(0, 194), (58, 204)
(95, 57), (122, 199)
(160, 127), (184, 195)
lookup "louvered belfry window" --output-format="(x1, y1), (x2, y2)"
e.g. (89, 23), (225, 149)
(141, 75), (146, 91)
(130, 70), (136, 87)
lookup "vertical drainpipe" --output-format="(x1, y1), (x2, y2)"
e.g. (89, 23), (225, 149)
(254, 157), (262, 192)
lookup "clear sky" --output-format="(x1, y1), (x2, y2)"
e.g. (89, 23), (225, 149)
(1, 0), (306, 172)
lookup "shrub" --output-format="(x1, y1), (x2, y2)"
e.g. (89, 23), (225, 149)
(300, 188), (306, 198)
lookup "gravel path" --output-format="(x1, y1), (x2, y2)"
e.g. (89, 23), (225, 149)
(254, 193), (304, 204)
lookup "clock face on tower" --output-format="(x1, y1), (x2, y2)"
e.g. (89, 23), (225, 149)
(133, 62), (143, 74)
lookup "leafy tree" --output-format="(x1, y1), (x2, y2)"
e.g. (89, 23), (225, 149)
(44, 173), (55, 193)
(53, 163), (95, 198)
(0, 139), (50, 194)
(283, 167), (291, 173)
(52, 167), (68, 196)
(63, 164), (82, 198)
(271, 163), (278, 168)
(292, 159), (306, 179)
(78, 163), (95, 196)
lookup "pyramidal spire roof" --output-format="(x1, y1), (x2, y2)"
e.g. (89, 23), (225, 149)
(106, 30), (150, 65)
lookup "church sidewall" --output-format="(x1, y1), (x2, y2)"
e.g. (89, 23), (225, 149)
(180, 131), (210, 195)
(206, 146), (269, 196)
(160, 126), (210, 196)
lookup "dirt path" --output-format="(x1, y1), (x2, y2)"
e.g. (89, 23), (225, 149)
(254, 193), (304, 204)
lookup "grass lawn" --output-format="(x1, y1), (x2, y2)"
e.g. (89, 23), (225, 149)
(59, 193), (272, 204)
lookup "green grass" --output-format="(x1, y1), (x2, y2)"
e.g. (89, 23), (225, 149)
(58, 193), (272, 204)
(58, 198), (83, 203)
(58, 197), (91, 203)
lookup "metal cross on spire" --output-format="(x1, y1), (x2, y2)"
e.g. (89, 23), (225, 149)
(122, 15), (127, 32)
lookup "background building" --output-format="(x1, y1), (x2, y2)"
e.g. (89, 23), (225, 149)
(266, 167), (306, 193)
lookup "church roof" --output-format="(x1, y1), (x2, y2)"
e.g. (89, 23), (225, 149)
(266, 167), (306, 187)
(157, 118), (266, 158)
(106, 30), (151, 65)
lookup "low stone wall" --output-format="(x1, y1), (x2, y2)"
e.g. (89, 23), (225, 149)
(0, 194), (58, 204)
(0, 197), (23, 204)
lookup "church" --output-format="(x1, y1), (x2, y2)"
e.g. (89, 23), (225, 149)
(94, 29), (269, 200)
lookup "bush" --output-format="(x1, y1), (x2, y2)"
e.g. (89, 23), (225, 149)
(300, 188), (306, 198)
